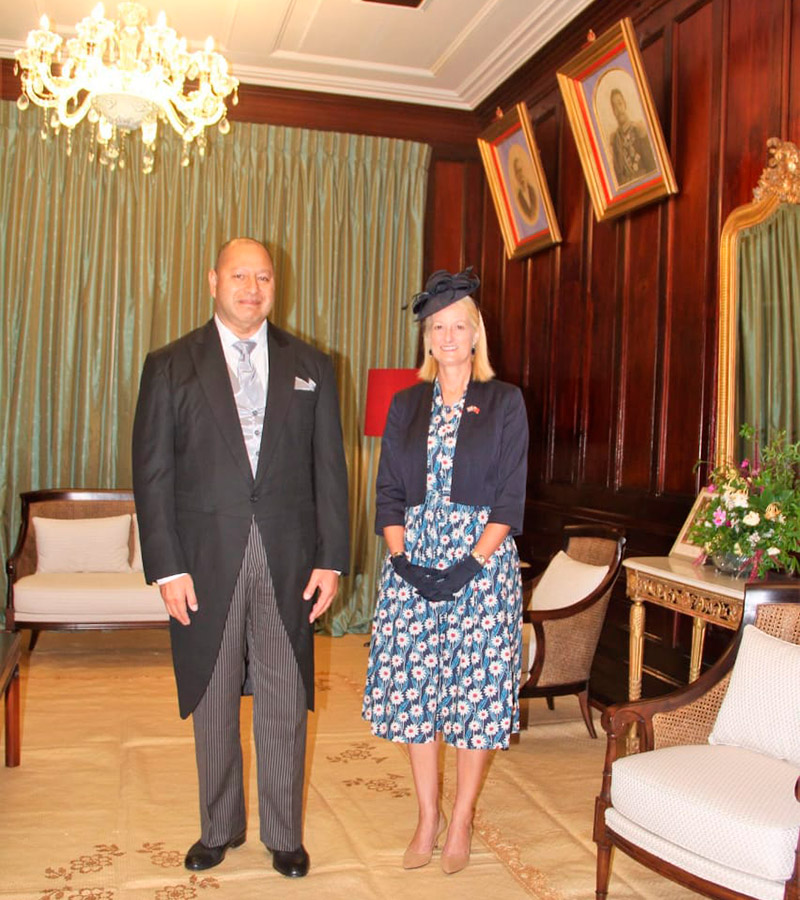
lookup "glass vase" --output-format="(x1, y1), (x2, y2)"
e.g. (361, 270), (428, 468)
(711, 552), (750, 577)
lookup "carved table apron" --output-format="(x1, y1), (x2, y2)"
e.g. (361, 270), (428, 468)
(623, 556), (744, 701)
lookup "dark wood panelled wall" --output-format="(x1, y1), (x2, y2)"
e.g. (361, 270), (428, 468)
(3, 0), (798, 700)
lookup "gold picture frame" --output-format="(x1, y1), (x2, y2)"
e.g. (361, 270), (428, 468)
(557, 17), (677, 222)
(670, 489), (714, 561)
(477, 102), (561, 260)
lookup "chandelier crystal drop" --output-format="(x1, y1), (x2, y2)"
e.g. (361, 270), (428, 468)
(14, 2), (239, 173)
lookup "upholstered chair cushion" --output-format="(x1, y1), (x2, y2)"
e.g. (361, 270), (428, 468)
(12, 573), (167, 622)
(709, 625), (800, 766)
(608, 743), (800, 888)
(528, 550), (608, 610)
(34, 515), (132, 574)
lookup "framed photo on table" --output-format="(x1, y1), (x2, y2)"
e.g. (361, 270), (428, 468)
(477, 102), (561, 260)
(670, 489), (714, 561)
(557, 17), (677, 222)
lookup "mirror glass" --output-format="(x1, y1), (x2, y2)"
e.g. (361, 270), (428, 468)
(715, 139), (800, 463)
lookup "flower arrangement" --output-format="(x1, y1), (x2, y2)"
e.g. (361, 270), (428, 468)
(687, 425), (800, 579)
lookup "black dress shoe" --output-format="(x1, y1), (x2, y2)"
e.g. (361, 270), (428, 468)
(184, 830), (246, 871)
(270, 845), (309, 878)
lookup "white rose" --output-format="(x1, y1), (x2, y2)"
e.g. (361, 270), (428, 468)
(767, 547), (780, 557)
(743, 511), (760, 526)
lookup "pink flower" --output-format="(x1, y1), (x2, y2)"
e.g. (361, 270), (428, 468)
(712, 507), (727, 526)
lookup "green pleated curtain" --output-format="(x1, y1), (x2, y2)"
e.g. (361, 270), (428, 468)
(0, 100), (430, 634)
(736, 203), (800, 453)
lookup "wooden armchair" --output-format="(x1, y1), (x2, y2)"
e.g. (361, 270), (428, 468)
(520, 525), (626, 737)
(594, 582), (800, 900)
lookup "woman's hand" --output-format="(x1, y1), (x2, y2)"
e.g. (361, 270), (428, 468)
(391, 555), (452, 602)
(428, 555), (483, 601)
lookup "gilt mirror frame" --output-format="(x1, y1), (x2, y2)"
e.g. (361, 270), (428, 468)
(714, 138), (800, 465)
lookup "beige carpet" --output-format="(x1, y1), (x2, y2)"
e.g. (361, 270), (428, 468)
(0, 630), (698, 899)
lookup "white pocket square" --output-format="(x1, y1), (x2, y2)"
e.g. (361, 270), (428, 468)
(294, 376), (316, 391)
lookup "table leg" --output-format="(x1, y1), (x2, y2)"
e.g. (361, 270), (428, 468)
(628, 599), (645, 702)
(689, 617), (707, 683)
(5, 664), (20, 767)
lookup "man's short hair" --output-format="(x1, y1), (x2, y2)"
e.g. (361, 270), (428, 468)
(215, 237), (271, 270)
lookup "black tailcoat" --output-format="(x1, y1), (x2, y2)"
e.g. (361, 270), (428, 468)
(132, 319), (349, 718)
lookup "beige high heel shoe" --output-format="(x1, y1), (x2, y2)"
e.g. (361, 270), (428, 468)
(402, 813), (448, 870)
(440, 825), (473, 875)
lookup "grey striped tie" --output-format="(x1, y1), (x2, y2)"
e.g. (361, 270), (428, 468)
(233, 340), (261, 409)
(232, 340), (265, 474)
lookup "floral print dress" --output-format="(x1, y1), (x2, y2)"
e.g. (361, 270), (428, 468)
(362, 381), (522, 750)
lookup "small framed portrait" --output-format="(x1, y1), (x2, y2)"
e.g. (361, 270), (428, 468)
(670, 489), (714, 561)
(557, 17), (678, 222)
(477, 102), (561, 260)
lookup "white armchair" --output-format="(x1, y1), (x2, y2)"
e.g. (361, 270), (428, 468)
(594, 581), (800, 900)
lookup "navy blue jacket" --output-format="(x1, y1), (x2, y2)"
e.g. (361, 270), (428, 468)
(375, 379), (529, 535)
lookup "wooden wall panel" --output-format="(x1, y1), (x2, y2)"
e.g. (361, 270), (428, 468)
(426, 161), (469, 274)
(659, 4), (715, 494)
(791, 0), (800, 136)
(583, 200), (620, 489)
(722, 0), (786, 220)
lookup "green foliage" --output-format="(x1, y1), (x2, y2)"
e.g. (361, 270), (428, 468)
(688, 426), (800, 579)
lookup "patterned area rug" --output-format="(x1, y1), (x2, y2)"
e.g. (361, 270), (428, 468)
(0, 631), (696, 899)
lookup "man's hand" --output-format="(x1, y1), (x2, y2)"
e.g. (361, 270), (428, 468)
(303, 568), (339, 623)
(158, 574), (198, 626)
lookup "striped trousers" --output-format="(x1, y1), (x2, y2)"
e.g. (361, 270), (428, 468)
(192, 520), (307, 851)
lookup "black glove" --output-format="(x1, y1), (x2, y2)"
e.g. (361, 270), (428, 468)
(429, 555), (483, 601)
(390, 554), (453, 603)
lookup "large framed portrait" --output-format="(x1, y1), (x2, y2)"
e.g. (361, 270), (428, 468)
(477, 102), (561, 260)
(557, 17), (678, 222)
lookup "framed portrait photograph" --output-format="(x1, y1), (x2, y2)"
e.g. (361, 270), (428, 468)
(557, 17), (678, 222)
(670, 489), (714, 561)
(477, 102), (561, 260)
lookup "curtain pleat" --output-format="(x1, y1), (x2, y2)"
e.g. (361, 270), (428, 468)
(736, 203), (800, 454)
(0, 100), (430, 633)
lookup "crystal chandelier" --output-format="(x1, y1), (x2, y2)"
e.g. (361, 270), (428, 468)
(14, 2), (239, 173)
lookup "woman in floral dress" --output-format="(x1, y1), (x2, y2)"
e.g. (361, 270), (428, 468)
(362, 268), (529, 874)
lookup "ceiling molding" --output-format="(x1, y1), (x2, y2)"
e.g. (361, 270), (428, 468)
(1, 0), (596, 111)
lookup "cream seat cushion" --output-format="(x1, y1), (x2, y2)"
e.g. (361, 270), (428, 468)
(521, 551), (609, 675)
(608, 744), (800, 888)
(34, 514), (132, 573)
(13, 573), (168, 622)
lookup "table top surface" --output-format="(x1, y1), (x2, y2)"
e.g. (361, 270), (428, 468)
(623, 555), (746, 600)
(0, 632), (22, 681)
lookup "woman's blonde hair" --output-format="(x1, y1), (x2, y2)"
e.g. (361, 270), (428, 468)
(417, 296), (495, 382)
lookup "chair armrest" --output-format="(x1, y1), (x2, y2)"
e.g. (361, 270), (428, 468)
(600, 634), (739, 754)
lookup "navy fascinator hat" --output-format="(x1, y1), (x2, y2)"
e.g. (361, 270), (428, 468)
(408, 267), (480, 321)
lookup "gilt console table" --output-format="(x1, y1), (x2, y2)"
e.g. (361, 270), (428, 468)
(623, 556), (745, 701)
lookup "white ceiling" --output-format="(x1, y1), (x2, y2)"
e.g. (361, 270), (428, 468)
(0, 0), (594, 109)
